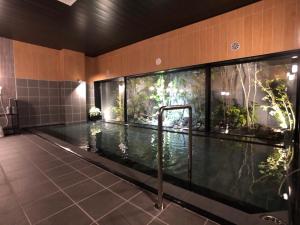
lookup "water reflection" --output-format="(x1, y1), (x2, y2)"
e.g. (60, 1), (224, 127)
(38, 122), (292, 212)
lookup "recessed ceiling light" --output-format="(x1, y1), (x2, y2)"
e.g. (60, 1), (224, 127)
(56, 0), (78, 6)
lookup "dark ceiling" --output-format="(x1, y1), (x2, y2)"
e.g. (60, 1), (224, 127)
(0, 0), (260, 56)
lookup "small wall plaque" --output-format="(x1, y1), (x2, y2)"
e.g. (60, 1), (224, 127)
(231, 41), (240, 51)
(155, 58), (162, 65)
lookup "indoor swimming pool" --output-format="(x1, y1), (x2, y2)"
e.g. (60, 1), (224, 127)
(36, 121), (291, 214)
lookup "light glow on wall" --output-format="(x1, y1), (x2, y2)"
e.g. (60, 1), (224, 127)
(118, 84), (125, 94)
(75, 81), (86, 98)
(103, 108), (111, 121)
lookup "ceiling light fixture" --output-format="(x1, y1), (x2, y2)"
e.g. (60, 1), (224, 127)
(56, 0), (78, 6)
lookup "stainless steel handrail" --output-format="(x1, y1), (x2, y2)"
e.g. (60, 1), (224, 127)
(155, 105), (193, 210)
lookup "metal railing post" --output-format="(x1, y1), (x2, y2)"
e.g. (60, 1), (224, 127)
(155, 105), (193, 210)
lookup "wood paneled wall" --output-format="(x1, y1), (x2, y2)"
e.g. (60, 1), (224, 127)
(60, 49), (85, 81)
(87, 0), (300, 82)
(13, 41), (85, 81)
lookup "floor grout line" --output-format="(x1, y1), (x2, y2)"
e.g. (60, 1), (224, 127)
(33, 204), (76, 225)
(24, 135), (100, 225)
(26, 134), (168, 222)
(94, 190), (144, 223)
(0, 164), (33, 225)
(23, 134), (209, 225)
(146, 203), (172, 225)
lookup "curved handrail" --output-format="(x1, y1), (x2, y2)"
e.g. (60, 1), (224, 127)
(155, 105), (193, 210)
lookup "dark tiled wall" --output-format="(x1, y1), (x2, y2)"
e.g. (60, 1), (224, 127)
(60, 81), (87, 124)
(0, 37), (16, 128)
(16, 79), (87, 127)
(86, 82), (95, 113)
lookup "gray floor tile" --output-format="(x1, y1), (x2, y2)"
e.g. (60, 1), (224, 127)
(24, 192), (73, 224)
(98, 202), (152, 225)
(5, 167), (41, 180)
(64, 179), (104, 202)
(14, 181), (58, 206)
(35, 159), (64, 171)
(0, 183), (13, 198)
(60, 155), (81, 163)
(0, 207), (30, 225)
(80, 165), (105, 178)
(158, 204), (207, 225)
(46, 165), (75, 179)
(0, 194), (20, 214)
(69, 159), (91, 169)
(52, 171), (87, 189)
(130, 191), (168, 216)
(10, 176), (49, 194)
(79, 189), (124, 220)
(0, 170), (6, 185)
(93, 172), (120, 187)
(148, 219), (166, 225)
(36, 205), (92, 225)
(109, 180), (141, 200)
(1, 161), (36, 173)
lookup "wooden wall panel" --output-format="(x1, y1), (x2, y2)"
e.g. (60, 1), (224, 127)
(14, 41), (85, 81)
(13, 41), (61, 80)
(60, 49), (85, 81)
(87, 0), (300, 82)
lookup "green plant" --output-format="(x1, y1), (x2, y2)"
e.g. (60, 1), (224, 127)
(226, 105), (247, 128)
(258, 147), (291, 181)
(258, 79), (295, 130)
(89, 107), (101, 117)
(112, 94), (124, 121)
(212, 102), (247, 128)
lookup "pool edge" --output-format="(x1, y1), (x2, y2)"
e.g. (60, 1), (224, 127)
(29, 128), (288, 225)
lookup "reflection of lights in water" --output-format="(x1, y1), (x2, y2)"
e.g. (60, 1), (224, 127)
(292, 64), (298, 73)
(287, 72), (296, 81)
(118, 143), (128, 154)
(220, 91), (230, 96)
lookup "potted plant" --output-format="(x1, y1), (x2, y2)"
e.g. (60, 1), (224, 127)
(89, 106), (101, 121)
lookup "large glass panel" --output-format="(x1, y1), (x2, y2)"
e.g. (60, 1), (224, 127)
(126, 68), (205, 129)
(100, 77), (125, 122)
(211, 58), (297, 142)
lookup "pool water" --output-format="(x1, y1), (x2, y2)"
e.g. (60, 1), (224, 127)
(37, 121), (290, 213)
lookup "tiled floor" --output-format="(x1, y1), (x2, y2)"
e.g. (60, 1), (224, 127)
(0, 133), (219, 225)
